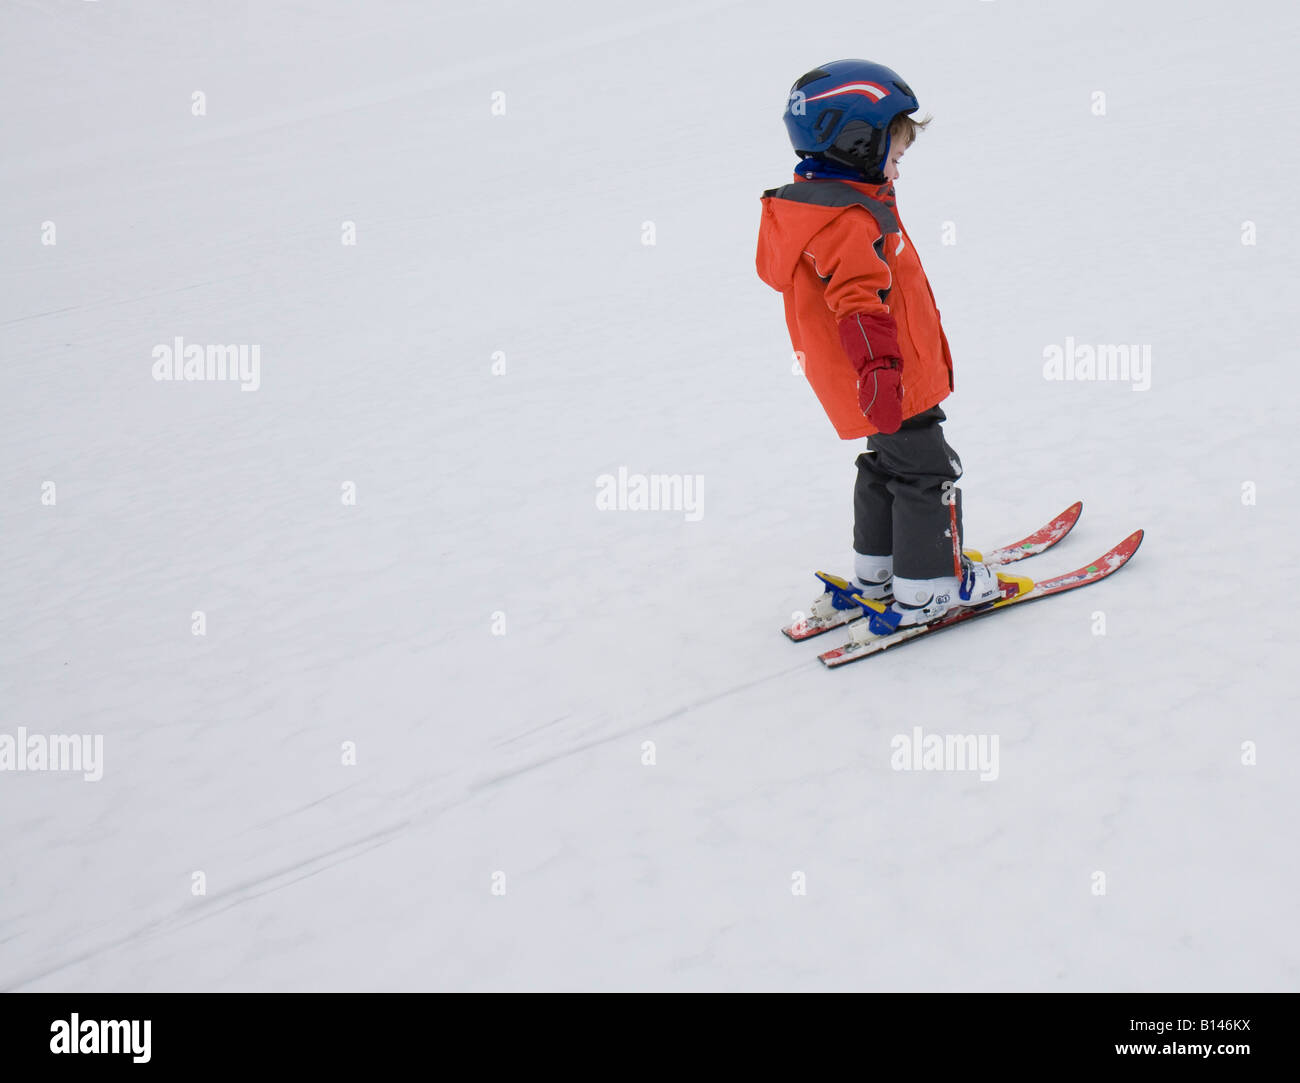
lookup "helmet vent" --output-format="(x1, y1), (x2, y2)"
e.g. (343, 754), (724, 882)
(792, 67), (831, 92)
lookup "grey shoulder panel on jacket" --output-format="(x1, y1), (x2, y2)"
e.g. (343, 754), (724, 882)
(762, 181), (899, 236)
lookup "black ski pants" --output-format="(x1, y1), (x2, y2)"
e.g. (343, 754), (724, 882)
(853, 406), (965, 580)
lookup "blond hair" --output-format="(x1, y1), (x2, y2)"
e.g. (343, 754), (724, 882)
(889, 112), (932, 148)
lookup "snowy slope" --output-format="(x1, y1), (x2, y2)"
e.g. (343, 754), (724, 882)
(2, 0), (1297, 991)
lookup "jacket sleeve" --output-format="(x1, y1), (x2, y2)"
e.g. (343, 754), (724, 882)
(803, 208), (903, 369)
(801, 207), (894, 322)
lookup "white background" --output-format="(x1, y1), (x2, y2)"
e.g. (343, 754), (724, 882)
(2, 0), (1296, 990)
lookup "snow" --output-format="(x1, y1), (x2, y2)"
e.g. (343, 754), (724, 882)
(2, 0), (1296, 991)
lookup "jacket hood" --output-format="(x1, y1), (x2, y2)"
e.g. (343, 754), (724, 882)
(756, 176), (896, 291)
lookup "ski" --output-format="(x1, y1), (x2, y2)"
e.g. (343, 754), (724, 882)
(782, 500), (1084, 641)
(817, 528), (1144, 667)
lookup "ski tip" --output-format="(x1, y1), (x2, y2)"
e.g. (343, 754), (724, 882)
(1105, 528), (1144, 569)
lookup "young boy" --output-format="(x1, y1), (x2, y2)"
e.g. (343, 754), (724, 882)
(756, 58), (999, 628)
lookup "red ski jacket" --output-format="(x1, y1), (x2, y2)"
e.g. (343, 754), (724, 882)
(756, 177), (954, 439)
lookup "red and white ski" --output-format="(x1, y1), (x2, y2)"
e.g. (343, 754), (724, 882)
(782, 501), (1084, 642)
(817, 528), (1144, 668)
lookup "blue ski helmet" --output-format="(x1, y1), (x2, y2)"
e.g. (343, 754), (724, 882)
(783, 60), (920, 181)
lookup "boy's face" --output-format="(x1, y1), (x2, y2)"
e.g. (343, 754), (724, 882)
(883, 138), (907, 182)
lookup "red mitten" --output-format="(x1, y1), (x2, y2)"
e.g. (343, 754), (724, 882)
(838, 313), (905, 434)
(857, 358), (903, 434)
